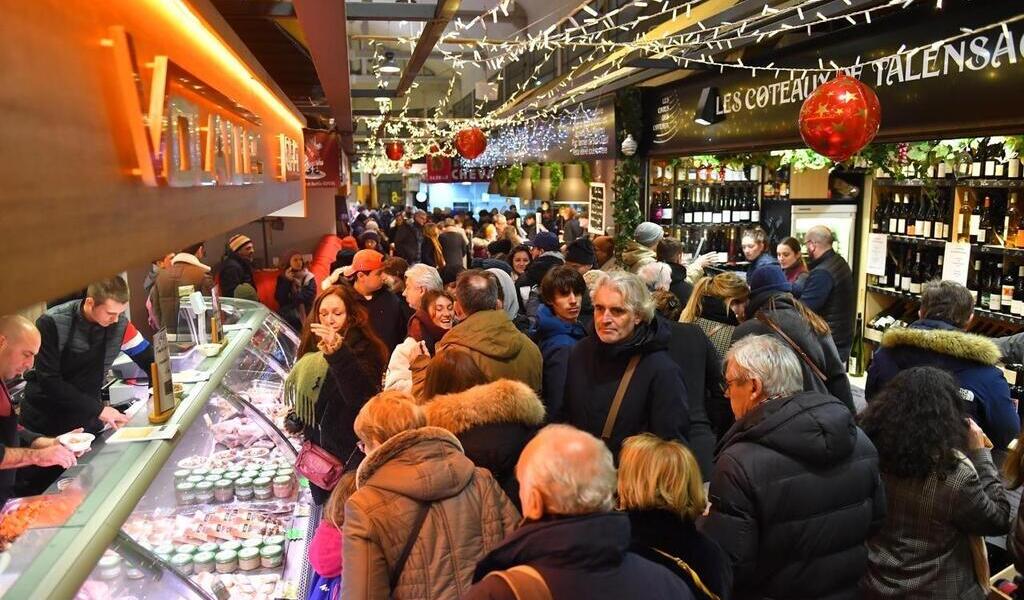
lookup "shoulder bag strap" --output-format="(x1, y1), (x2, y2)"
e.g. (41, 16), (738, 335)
(601, 354), (642, 441)
(648, 548), (721, 600)
(755, 312), (827, 384)
(389, 503), (430, 591)
(486, 565), (553, 600)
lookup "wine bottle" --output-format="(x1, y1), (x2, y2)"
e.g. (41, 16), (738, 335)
(1014, 265), (1024, 317)
(893, 246), (904, 290)
(980, 261), (991, 308)
(970, 195), (983, 244)
(749, 189), (761, 224)
(906, 194), (917, 237)
(895, 193), (907, 235)
(701, 186), (713, 224)
(967, 258), (981, 306)
(1003, 262), (1016, 314)
(723, 187), (734, 224)
(1007, 192), (1020, 248)
(682, 186), (693, 225)
(985, 148), (998, 178)
(971, 149), (983, 178)
(848, 312), (865, 376)
(920, 194), (933, 239)
(888, 192), (899, 234)
(711, 187), (723, 225)
(959, 193), (973, 242)
(990, 260), (1004, 312)
(900, 247), (913, 293)
(978, 196), (993, 245)
(909, 250), (924, 295)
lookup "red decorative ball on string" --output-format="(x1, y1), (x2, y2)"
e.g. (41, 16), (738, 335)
(454, 127), (487, 160)
(385, 141), (404, 161)
(798, 73), (881, 162)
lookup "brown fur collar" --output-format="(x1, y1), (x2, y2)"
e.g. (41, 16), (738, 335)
(881, 326), (1001, 365)
(356, 426), (463, 488)
(419, 379), (546, 435)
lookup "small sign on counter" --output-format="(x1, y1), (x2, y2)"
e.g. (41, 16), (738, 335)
(866, 233), (888, 277)
(941, 241), (972, 286)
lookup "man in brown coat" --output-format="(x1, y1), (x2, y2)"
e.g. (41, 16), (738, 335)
(150, 243), (214, 332)
(411, 270), (542, 398)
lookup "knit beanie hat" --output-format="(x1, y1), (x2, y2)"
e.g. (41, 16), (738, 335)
(747, 264), (792, 297)
(633, 222), (664, 246)
(533, 231), (560, 252)
(228, 234), (252, 253)
(565, 238), (596, 266)
(233, 283), (259, 301)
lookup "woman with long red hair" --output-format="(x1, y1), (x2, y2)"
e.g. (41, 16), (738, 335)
(286, 285), (389, 505)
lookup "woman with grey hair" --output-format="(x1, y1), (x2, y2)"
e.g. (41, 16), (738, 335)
(560, 271), (690, 458)
(703, 334), (884, 600)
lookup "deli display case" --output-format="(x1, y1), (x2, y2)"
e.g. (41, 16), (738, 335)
(0, 299), (306, 600)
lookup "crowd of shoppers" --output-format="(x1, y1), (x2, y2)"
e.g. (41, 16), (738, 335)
(16, 203), (1024, 600)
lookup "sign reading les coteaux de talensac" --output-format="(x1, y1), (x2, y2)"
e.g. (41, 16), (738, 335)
(648, 3), (1024, 155)
(109, 26), (302, 187)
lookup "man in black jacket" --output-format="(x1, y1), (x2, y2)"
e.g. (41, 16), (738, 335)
(797, 225), (855, 362)
(343, 250), (407, 352)
(466, 424), (695, 600)
(218, 234), (256, 298)
(656, 238), (695, 306)
(702, 334), (884, 600)
(561, 271), (689, 457)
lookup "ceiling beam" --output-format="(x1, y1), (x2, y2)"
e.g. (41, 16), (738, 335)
(345, 3), (436, 21)
(351, 89), (397, 98)
(351, 74), (451, 85)
(292, 0), (355, 153)
(350, 34), (487, 45)
(348, 48), (475, 60)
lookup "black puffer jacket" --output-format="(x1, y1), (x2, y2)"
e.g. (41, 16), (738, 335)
(218, 252), (254, 298)
(701, 391), (885, 600)
(731, 292), (853, 412)
(561, 317), (689, 458)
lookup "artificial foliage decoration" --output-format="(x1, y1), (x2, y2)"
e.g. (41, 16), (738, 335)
(385, 141), (405, 161)
(798, 74), (881, 162)
(612, 157), (643, 258)
(454, 127), (487, 160)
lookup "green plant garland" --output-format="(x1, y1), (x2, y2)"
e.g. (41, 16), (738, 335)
(612, 157), (642, 257)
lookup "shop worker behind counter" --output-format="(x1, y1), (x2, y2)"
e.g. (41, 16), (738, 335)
(0, 317), (78, 506)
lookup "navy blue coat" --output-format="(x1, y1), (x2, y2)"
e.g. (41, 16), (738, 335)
(866, 319), (1019, 450)
(532, 304), (587, 419)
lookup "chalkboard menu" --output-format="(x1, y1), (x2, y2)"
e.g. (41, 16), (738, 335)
(589, 182), (607, 234)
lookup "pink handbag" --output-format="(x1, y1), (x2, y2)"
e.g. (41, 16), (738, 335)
(296, 440), (344, 491)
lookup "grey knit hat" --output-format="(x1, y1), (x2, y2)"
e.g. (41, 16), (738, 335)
(633, 222), (664, 246)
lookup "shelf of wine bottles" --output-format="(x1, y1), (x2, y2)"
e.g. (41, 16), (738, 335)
(866, 285), (1024, 326)
(650, 180), (763, 257)
(870, 186), (954, 240)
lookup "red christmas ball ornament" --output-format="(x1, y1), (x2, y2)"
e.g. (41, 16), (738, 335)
(385, 141), (404, 161)
(454, 127), (487, 160)
(798, 74), (881, 162)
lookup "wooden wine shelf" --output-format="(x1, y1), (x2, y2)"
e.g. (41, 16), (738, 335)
(875, 178), (956, 188)
(866, 285), (1024, 326)
(874, 177), (1024, 189)
(976, 245), (1024, 257)
(959, 179), (1024, 189)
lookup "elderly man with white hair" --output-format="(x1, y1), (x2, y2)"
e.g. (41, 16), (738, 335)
(795, 224), (855, 362)
(702, 334), (883, 600)
(466, 424), (695, 600)
(383, 264), (447, 392)
(560, 271), (689, 457)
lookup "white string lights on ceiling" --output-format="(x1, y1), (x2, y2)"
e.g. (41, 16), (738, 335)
(358, 0), (1022, 164)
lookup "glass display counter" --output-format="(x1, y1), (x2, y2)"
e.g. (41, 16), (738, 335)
(0, 299), (305, 600)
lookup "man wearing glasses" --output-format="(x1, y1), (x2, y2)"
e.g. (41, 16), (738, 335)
(797, 225), (855, 363)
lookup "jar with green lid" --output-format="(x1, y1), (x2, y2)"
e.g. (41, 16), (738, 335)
(215, 549), (238, 574)
(193, 551), (216, 574)
(198, 542), (219, 555)
(224, 471), (241, 482)
(195, 481), (215, 504)
(176, 544), (198, 556)
(209, 467), (227, 478)
(214, 479), (234, 503)
(272, 475), (293, 499)
(241, 537), (263, 549)
(154, 543), (176, 557)
(263, 535), (285, 548)
(260, 544), (284, 569)
(186, 475), (204, 485)
(253, 477), (273, 500)
(235, 478), (254, 501)
(170, 553), (193, 575)
(205, 473), (222, 483)
(175, 482), (196, 505)
(173, 469), (191, 482)
(97, 555), (122, 581)
(238, 547), (261, 571)
(275, 467), (294, 478)
(220, 540), (243, 553)
(192, 467), (210, 478)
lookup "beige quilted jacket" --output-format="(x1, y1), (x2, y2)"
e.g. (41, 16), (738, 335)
(342, 426), (521, 600)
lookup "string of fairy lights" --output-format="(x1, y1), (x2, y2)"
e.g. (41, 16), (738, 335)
(357, 0), (1019, 173)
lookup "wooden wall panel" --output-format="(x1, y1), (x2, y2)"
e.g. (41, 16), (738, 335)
(0, 0), (306, 314)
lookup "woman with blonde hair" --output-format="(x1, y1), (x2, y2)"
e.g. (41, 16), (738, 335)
(342, 391), (519, 600)
(679, 271), (749, 360)
(618, 434), (731, 600)
(420, 222), (446, 268)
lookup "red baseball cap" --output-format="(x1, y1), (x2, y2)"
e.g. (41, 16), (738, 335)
(342, 249), (385, 277)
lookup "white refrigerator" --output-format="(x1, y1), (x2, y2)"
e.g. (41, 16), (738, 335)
(790, 203), (859, 269)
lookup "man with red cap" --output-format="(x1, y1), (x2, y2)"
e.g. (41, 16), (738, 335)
(342, 249), (407, 352)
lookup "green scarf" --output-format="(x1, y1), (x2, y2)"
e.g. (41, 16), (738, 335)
(285, 350), (329, 427)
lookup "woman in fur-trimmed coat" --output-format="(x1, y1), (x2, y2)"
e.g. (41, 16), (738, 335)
(867, 317), (1019, 453)
(419, 379), (545, 506)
